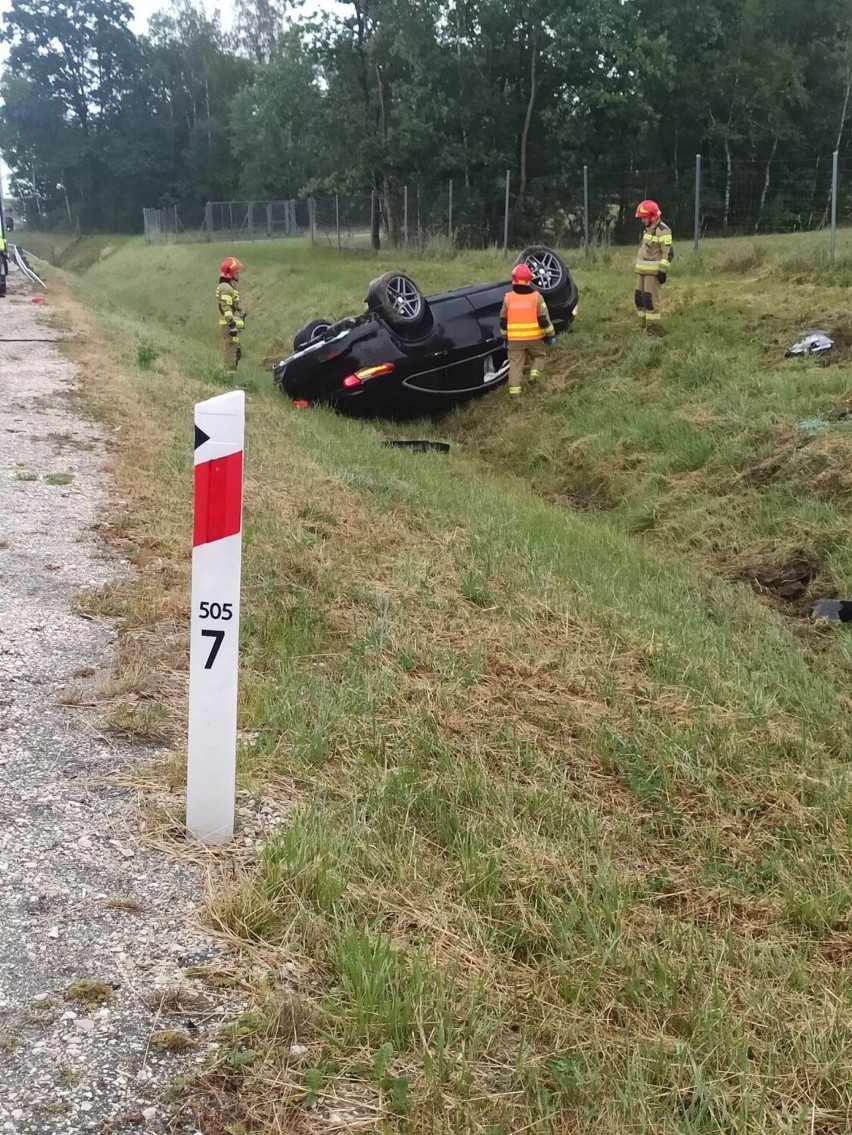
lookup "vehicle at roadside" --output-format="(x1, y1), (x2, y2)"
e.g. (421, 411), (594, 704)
(273, 246), (578, 417)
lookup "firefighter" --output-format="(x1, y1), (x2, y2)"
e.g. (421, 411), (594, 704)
(634, 200), (673, 334)
(216, 256), (245, 370)
(499, 263), (556, 397)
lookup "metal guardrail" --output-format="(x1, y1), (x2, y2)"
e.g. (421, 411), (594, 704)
(11, 244), (47, 288)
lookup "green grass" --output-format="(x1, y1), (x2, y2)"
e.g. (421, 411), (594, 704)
(56, 230), (852, 1133)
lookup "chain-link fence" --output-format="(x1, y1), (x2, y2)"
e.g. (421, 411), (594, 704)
(143, 200), (311, 244)
(142, 153), (852, 259)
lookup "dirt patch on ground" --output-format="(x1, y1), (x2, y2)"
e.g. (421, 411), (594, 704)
(822, 327), (852, 364)
(738, 558), (820, 610)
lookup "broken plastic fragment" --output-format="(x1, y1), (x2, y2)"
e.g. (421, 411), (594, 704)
(785, 331), (833, 357)
(812, 599), (852, 623)
(796, 418), (831, 434)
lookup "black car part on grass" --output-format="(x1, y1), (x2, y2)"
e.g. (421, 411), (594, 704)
(812, 599), (852, 622)
(273, 245), (578, 418)
(383, 440), (450, 453)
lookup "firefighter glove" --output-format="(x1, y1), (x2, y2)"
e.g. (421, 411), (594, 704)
(547, 336), (557, 347)
(228, 326), (240, 338)
(658, 271), (667, 285)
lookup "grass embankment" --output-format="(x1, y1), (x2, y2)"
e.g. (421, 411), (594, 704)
(53, 232), (852, 1134)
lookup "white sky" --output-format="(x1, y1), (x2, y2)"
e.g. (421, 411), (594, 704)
(127, 0), (231, 34)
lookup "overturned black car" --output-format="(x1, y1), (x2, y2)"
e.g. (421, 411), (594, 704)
(273, 246), (578, 417)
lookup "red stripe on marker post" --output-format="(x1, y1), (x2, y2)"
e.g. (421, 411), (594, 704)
(187, 390), (245, 846)
(193, 451), (244, 547)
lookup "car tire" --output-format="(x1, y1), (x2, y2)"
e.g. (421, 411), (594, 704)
(366, 271), (429, 334)
(514, 246), (575, 302)
(293, 318), (333, 351)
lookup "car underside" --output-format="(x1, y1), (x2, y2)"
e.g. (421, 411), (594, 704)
(273, 246), (579, 418)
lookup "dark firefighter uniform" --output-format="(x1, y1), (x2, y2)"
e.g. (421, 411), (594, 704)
(634, 213), (673, 329)
(499, 276), (555, 396)
(216, 257), (245, 370)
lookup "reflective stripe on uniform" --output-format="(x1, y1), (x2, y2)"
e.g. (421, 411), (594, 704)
(505, 291), (545, 342)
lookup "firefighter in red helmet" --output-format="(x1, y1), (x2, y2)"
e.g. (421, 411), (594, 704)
(216, 257), (245, 370)
(499, 263), (556, 398)
(634, 200), (673, 334)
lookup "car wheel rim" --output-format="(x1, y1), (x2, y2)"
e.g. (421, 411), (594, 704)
(310, 324), (331, 341)
(524, 251), (563, 290)
(387, 276), (422, 320)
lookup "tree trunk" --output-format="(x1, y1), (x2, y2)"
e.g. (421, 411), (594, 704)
(723, 137), (732, 229)
(383, 176), (401, 246)
(808, 154), (821, 228)
(755, 139), (778, 233)
(370, 183), (380, 251)
(517, 28), (537, 207)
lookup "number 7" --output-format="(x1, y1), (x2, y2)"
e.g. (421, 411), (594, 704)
(201, 629), (225, 669)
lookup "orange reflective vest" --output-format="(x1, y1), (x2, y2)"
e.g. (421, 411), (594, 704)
(505, 291), (543, 342)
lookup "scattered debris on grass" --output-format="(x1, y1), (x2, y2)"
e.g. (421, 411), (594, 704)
(785, 330), (833, 357)
(383, 439), (451, 454)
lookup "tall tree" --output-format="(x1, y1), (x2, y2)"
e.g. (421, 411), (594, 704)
(0, 0), (143, 225)
(233, 0), (288, 64)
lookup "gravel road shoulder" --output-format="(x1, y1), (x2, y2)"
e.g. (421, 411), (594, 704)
(0, 283), (236, 1133)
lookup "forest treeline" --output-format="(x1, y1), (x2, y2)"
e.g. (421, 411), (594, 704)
(2, 0), (851, 235)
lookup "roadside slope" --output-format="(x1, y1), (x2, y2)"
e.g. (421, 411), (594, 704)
(58, 236), (852, 1134)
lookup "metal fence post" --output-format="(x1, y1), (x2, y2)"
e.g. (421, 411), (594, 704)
(448, 178), (453, 243)
(205, 201), (213, 238)
(174, 205), (179, 241)
(583, 165), (590, 250)
(309, 197), (316, 244)
(503, 170), (510, 253)
(248, 201), (254, 242)
(266, 202), (273, 238)
(693, 154), (701, 254)
(404, 185), (409, 253)
(830, 149), (839, 267)
(336, 194), (341, 251)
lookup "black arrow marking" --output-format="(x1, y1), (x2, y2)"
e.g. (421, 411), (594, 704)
(194, 425), (211, 450)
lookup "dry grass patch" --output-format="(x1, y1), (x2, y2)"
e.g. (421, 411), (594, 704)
(150, 1029), (195, 1053)
(65, 980), (113, 1008)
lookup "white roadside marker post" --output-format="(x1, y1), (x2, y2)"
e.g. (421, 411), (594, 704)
(186, 389), (245, 845)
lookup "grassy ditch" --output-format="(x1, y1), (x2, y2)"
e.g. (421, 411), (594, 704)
(49, 231), (852, 1134)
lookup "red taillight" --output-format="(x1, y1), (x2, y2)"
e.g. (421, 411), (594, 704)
(342, 362), (395, 389)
